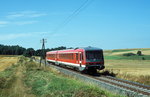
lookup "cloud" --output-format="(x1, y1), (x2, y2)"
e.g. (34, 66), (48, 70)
(0, 21), (10, 27)
(13, 21), (38, 25)
(0, 21), (9, 25)
(0, 11), (47, 27)
(0, 33), (31, 40)
(0, 32), (49, 41)
(0, 20), (38, 27)
(6, 11), (47, 19)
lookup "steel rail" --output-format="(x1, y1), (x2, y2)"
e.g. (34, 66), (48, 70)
(104, 76), (150, 90)
(95, 76), (150, 96)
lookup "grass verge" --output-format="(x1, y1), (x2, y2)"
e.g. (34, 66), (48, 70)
(0, 64), (18, 96)
(23, 59), (124, 97)
(104, 55), (150, 60)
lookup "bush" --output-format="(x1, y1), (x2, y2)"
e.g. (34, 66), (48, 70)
(101, 69), (116, 77)
(142, 57), (145, 60)
(137, 51), (142, 56)
(123, 53), (136, 56)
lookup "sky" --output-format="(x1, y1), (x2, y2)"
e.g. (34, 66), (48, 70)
(0, 0), (150, 50)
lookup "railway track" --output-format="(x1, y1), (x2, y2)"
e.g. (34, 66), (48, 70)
(35, 59), (150, 97)
(95, 76), (150, 96)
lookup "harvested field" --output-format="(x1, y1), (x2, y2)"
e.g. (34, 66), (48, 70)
(105, 60), (150, 76)
(0, 56), (18, 71)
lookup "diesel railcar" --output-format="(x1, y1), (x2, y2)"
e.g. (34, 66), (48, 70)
(46, 47), (105, 72)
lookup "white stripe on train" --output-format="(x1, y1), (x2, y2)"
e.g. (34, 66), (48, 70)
(46, 59), (86, 68)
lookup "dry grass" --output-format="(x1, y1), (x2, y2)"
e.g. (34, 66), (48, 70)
(104, 60), (150, 85)
(0, 56), (18, 71)
(104, 48), (150, 85)
(105, 59), (150, 75)
(105, 59), (150, 68)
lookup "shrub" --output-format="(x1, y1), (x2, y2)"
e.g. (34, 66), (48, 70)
(142, 57), (145, 60)
(137, 51), (142, 56)
(101, 69), (116, 77)
(123, 53), (136, 56)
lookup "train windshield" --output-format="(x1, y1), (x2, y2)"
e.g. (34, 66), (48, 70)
(86, 50), (103, 62)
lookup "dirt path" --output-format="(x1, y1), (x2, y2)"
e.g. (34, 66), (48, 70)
(11, 65), (35, 97)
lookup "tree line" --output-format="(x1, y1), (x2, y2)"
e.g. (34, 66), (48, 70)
(0, 44), (70, 57)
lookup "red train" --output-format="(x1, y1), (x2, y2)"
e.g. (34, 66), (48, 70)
(46, 47), (105, 72)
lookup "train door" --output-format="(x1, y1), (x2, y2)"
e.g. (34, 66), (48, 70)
(76, 52), (82, 65)
(76, 53), (79, 64)
(76, 52), (83, 67)
(78, 52), (85, 72)
(79, 52), (83, 67)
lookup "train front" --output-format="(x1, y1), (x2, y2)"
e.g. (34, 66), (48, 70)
(84, 48), (105, 71)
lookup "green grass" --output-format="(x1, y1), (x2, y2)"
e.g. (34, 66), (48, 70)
(0, 64), (17, 87)
(23, 60), (124, 97)
(0, 64), (17, 96)
(104, 55), (150, 60)
(104, 55), (123, 60)
(111, 49), (133, 52)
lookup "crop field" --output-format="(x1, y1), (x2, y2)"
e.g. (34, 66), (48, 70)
(103, 48), (150, 85)
(0, 55), (18, 71)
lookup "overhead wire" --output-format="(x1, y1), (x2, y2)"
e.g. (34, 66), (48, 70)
(45, 0), (94, 45)
(51, 0), (94, 35)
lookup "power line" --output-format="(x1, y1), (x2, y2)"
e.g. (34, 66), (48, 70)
(44, 0), (94, 49)
(52, 0), (94, 34)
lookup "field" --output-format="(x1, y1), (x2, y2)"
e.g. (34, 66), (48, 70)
(0, 56), (123, 97)
(0, 55), (18, 71)
(103, 48), (150, 85)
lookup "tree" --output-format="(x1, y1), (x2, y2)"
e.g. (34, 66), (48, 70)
(23, 48), (35, 57)
(0, 44), (69, 57)
(137, 51), (142, 56)
(0, 44), (26, 55)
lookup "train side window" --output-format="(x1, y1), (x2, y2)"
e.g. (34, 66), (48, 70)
(76, 53), (78, 60)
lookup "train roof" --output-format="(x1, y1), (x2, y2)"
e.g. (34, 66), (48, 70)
(46, 47), (102, 54)
(78, 46), (103, 51)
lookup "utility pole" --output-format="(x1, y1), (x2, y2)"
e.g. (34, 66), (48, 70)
(40, 38), (47, 67)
